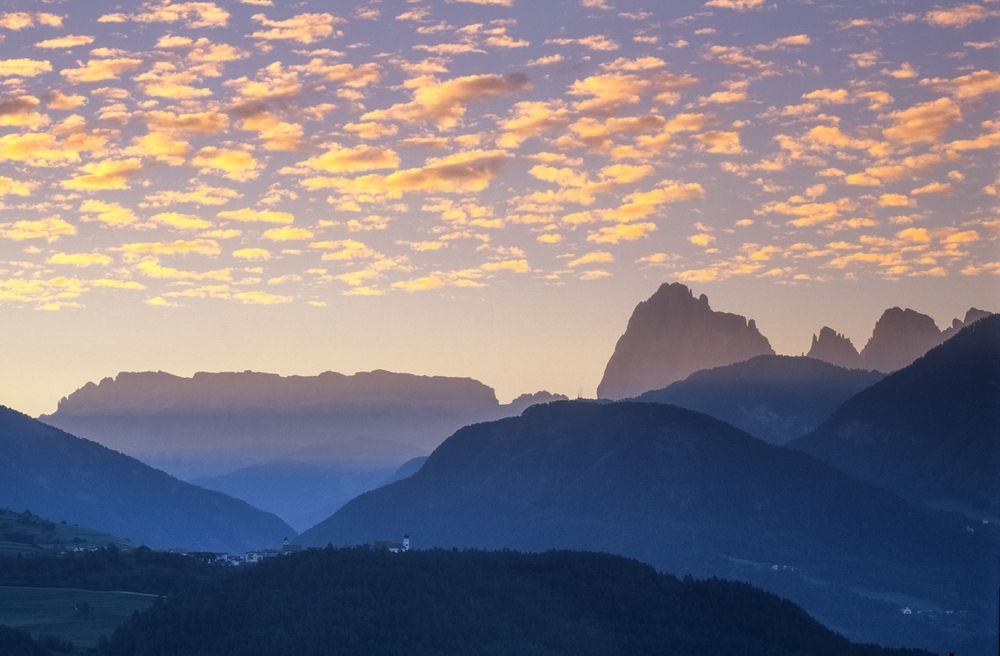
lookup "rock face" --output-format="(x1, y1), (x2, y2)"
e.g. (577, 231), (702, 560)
(794, 314), (1000, 514)
(597, 283), (774, 399)
(858, 308), (944, 372)
(806, 327), (861, 369)
(0, 406), (292, 552)
(858, 306), (995, 372)
(941, 307), (992, 340)
(502, 390), (570, 414)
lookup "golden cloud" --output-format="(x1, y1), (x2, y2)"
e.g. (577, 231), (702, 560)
(80, 200), (137, 226)
(302, 149), (509, 197)
(363, 73), (530, 129)
(262, 226), (314, 241)
(883, 97), (961, 143)
(48, 252), (112, 267)
(233, 248), (271, 260)
(0, 176), (34, 197)
(217, 208), (294, 224)
(301, 143), (400, 173)
(150, 212), (211, 230)
(0, 58), (52, 77)
(925, 3), (990, 28)
(136, 258), (231, 281)
(568, 251), (614, 267)
(117, 239), (221, 257)
(61, 158), (142, 190)
(192, 147), (261, 181)
(35, 35), (94, 48)
(251, 12), (342, 43)
(705, 0), (765, 10)
(128, 2), (229, 28)
(0, 217), (76, 241)
(0, 12), (63, 30)
(587, 222), (657, 244)
(61, 58), (142, 84)
(695, 130), (743, 154)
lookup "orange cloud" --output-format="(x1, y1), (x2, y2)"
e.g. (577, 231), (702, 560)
(363, 73), (530, 129)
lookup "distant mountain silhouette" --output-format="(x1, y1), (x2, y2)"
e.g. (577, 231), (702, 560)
(43, 370), (543, 479)
(941, 307), (992, 340)
(300, 401), (995, 651)
(853, 306), (992, 372)
(379, 455), (428, 486)
(635, 356), (884, 444)
(504, 390), (569, 414)
(98, 549), (933, 656)
(794, 314), (1000, 514)
(859, 308), (944, 372)
(807, 327), (861, 369)
(598, 283), (774, 400)
(0, 406), (292, 552)
(192, 459), (400, 532)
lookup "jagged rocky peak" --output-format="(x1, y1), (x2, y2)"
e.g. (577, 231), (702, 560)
(505, 391), (569, 414)
(962, 307), (992, 326)
(806, 326), (860, 369)
(859, 307), (942, 372)
(597, 282), (774, 400)
(941, 307), (994, 341)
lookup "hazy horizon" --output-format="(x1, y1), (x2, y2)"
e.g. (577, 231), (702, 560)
(7, 275), (996, 416)
(0, 0), (997, 416)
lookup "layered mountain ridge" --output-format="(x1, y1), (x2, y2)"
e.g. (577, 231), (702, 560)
(0, 406), (292, 552)
(794, 314), (1000, 514)
(300, 400), (995, 651)
(43, 370), (560, 480)
(635, 355), (884, 444)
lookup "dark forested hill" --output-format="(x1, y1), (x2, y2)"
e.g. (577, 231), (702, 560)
(794, 314), (1000, 514)
(99, 548), (930, 656)
(635, 355), (884, 444)
(300, 400), (996, 652)
(0, 406), (292, 552)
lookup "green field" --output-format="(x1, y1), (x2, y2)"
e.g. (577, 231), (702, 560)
(0, 585), (156, 648)
(0, 508), (132, 556)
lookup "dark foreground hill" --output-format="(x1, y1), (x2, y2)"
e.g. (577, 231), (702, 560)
(794, 314), (1000, 514)
(635, 355), (884, 444)
(300, 401), (996, 652)
(0, 406), (292, 552)
(98, 549), (929, 656)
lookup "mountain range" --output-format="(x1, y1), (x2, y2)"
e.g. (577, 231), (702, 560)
(806, 307), (991, 371)
(599, 282), (990, 400)
(634, 355), (884, 444)
(0, 406), (292, 552)
(42, 370), (566, 480)
(299, 399), (995, 652)
(794, 313), (1000, 515)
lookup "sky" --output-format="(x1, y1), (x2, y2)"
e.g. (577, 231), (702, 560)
(0, 0), (997, 416)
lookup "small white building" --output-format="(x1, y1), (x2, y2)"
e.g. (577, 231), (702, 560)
(374, 534), (410, 553)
